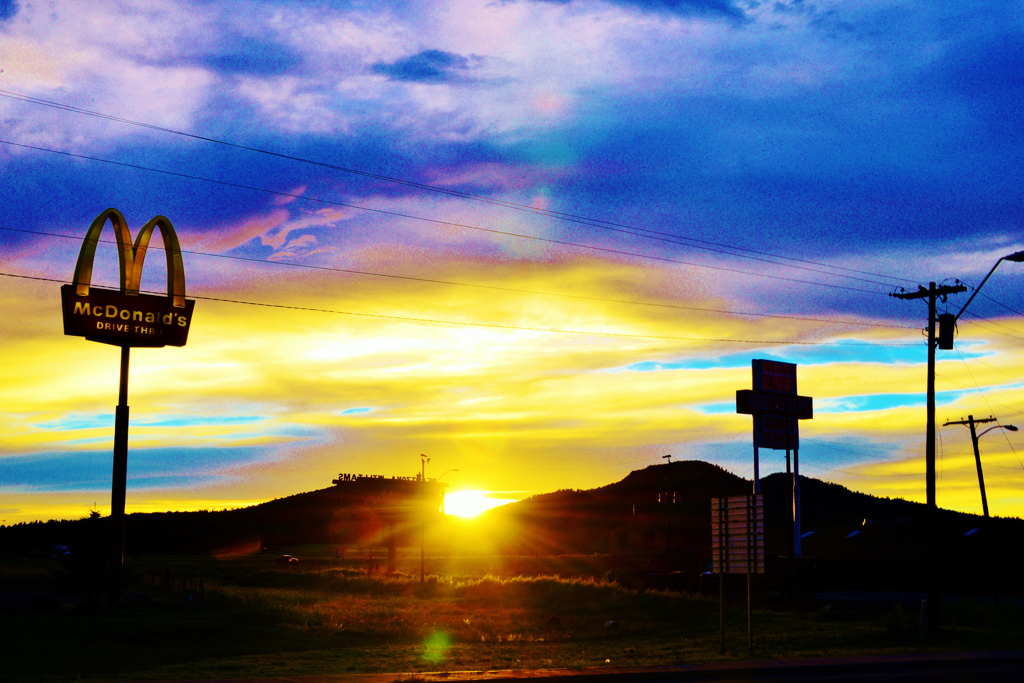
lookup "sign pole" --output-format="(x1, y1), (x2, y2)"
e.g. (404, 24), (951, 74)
(713, 495), (763, 657)
(110, 344), (131, 574)
(717, 498), (726, 654)
(747, 495), (754, 655)
(794, 447), (801, 558)
(753, 442), (760, 494)
(60, 209), (197, 596)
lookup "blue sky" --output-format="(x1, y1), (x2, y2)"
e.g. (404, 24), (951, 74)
(1, 0), (1023, 522)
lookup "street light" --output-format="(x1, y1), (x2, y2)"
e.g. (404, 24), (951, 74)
(943, 416), (1017, 518)
(953, 250), (1024, 324)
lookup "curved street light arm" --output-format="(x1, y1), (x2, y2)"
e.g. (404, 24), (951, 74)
(978, 424), (1018, 440)
(955, 250), (1024, 323)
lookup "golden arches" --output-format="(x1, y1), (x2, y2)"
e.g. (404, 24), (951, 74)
(72, 208), (187, 309)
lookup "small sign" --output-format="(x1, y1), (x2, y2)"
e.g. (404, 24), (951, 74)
(711, 495), (764, 574)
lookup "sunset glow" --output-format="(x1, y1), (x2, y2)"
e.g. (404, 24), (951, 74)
(1, 0), (1023, 526)
(444, 491), (517, 518)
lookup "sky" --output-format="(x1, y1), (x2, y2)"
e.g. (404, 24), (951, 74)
(2, 0), (1023, 525)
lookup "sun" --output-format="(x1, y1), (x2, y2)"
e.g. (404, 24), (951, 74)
(444, 490), (515, 518)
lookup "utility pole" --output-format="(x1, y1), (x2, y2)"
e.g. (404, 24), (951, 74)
(943, 415), (996, 518)
(942, 415), (1017, 605)
(890, 281), (967, 633)
(942, 415), (1018, 518)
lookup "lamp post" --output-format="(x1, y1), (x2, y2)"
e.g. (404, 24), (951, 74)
(420, 454), (430, 583)
(953, 251), (1024, 325)
(942, 417), (1017, 605)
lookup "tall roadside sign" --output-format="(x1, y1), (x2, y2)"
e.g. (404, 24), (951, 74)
(736, 360), (813, 560)
(60, 208), (195, 581)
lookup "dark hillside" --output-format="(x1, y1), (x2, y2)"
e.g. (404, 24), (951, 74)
(4, 460), (1024, 594)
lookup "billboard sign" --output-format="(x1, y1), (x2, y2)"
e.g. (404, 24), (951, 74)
(61, 285), (194, 347)
(60, 208), (194, 348)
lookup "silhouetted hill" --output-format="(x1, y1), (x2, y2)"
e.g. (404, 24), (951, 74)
(4, 460), (1023, 593)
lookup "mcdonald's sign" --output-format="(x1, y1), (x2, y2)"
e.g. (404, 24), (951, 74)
(61, 208), (195, 347)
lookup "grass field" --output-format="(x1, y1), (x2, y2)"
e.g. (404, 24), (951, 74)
(2, 546), (1022, 683)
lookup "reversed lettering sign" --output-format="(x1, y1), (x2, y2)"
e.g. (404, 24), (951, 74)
(61, 208), (194, 348)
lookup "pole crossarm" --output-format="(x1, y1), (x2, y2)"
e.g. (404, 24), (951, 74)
(890, 283), (967, 302)
(943, 416), (997, 428)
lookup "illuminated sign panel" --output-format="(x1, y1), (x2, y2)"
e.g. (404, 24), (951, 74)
(752, 359), (797, 394)
(60, 208), (194, 348)
(61, 285), (194, 347)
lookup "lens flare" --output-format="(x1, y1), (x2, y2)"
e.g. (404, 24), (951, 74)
(423, 631), (451, 663)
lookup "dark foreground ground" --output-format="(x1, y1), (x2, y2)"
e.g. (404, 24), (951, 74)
(3, 550), (1023, 683)
(139, 651), (1024, 683)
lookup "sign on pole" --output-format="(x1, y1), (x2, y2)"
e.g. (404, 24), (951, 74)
(61, 209), (194, 348)
(735, 359), (813, 561)
(711, 495), (764, 574)
(60, 208), (195, 576)
(712, 494), (763, 655)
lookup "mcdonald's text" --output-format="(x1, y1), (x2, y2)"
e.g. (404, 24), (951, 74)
(61, 284), (195, 347)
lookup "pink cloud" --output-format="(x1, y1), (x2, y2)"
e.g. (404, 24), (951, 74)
(273, 186), (308, 205)
(190, 209), (291, 253)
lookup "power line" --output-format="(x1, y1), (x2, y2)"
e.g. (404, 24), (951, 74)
(958, 309), (1024, 342)
(0, 138), (892, 296)
(0, 270), (918, 346)
(1, 226), (917, 331)
(980, 291), (1024, 317)
(0, 88), (917, 288)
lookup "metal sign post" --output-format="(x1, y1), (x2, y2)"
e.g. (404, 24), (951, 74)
(60, 209), (194, 577)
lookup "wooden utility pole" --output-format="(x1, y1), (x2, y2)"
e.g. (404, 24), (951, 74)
(890, 281), (966, 633)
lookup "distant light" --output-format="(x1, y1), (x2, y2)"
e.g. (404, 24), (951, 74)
(964, 528), (980, 536)
(846, 530), (862, 538)
(1005, 425), (1018, 432)
(801, 531), (815, 538)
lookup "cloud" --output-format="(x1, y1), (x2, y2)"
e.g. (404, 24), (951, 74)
(372, 49), (478, 83)
(523, 0), (743, 19)
(202, 38), (304, 76)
